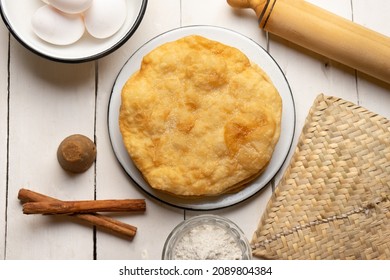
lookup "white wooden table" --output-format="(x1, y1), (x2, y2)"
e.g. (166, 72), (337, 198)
(1, 0), (389, 260)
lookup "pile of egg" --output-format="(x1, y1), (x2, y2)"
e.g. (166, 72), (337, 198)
(31, 0), (128, 45)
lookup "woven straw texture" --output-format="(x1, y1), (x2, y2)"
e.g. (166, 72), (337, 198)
(252, 94), (390, 260)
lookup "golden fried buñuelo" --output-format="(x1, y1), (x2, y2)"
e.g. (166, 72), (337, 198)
(119, 35), (282, 197)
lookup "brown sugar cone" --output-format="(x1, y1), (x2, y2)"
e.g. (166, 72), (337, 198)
(57, 134), (96, 173)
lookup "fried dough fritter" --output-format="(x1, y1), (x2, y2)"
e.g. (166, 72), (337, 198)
(119, 35), (282, 197)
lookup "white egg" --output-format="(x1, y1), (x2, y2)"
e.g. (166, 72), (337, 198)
(31, 5), (85, 45)
(42, 0), (93, 14)
(84, 0), (127, 39)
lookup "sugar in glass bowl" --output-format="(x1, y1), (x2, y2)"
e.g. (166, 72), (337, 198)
(162, 214), (252, 260)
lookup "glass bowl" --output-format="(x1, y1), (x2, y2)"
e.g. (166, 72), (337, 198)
(162, 214), (252, 260)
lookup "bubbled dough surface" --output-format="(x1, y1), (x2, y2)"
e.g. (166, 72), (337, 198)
(119, 35), (282, 197)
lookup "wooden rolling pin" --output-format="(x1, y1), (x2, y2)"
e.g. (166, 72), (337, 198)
(227, 0), (390, 84)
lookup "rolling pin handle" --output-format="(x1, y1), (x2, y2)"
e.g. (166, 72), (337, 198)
(227, 0), (272, 22)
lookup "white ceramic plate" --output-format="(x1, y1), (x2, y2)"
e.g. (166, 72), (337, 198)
(108, 25), (295, 210)
(0, 0), (147, 62)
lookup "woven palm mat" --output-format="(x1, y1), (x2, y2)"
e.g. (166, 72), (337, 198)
(252, 94), (390, 260)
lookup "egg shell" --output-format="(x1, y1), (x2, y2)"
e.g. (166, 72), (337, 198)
(43, 0), (93, 14)
(31, 5), (85, 45)
(84, 0), (127, 39)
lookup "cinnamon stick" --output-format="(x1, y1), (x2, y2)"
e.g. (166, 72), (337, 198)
(23, 199), (146, 215)
(18, 188), (140, 239)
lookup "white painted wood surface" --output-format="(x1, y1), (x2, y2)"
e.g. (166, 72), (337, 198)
(1, 0), (389, 260)
(0, 12), (8, 261)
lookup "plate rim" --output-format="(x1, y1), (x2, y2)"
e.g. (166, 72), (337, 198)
(0, 0), (148, 63)
(107, 25), (296, 210)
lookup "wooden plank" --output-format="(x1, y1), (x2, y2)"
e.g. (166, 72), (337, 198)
(268, 0), (358, 183)
(182, 0), (273, 256)
(220, 0), (359, 252)
(94, 0), (185, 259)
(5, 38), (96, 259)
(352, 0), (390, 119)
(0, 16), (8, 260)
(275, 0), (358, 124)
(2, 0), (388, 261)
